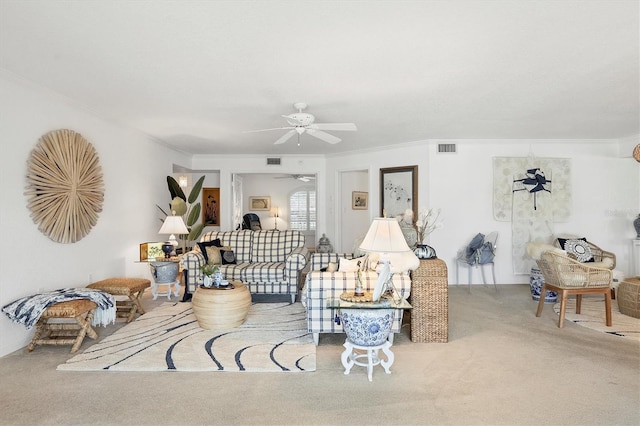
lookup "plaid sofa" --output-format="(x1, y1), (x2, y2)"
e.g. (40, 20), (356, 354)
(302, 253), (411, 345)
(180, 230), (309, 303)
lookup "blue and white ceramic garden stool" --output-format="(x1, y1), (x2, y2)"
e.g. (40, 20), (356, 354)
(149, 261), (181, 300)
(339, 308), (396, 382)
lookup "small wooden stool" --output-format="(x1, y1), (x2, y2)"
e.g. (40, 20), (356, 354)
(27, 299), (98, 353)
(88, 278), (150, 322)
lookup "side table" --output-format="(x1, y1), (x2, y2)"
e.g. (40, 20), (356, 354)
(410, 258), (449, 343)
(326, 297), (411, 381)
(137, 259), (181, 300)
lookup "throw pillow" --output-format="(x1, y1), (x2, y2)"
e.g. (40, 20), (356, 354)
(204, 245), (231, 265)
(557, 237), (586, 250)
(338, 257), (360, 272)
(197, 239), (222, 263)
(564, 239), (593, 263)
(326, 262), (339, 272)
(465, 233), (485, 265)
(363, 253), (380, 271)
(220, 249), (237, 265)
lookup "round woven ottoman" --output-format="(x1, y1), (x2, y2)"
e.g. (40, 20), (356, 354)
(192, 282), (251, 329)
(617, 278), (640, 319)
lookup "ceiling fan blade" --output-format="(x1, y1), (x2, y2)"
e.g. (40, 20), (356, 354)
(311, 123), (357, 131)
(306, 129), (342, 144)
(281, 114), (305, 125)
(289, 174), (312, 182)
(243, 127), (294, 133)
(274, 130), (296, 145)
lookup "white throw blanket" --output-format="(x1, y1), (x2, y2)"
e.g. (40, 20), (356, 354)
(2, 288), (116, 329)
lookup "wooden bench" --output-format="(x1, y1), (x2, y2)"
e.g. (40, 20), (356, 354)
(27, 299), (98, 353)
(88, 278), (150, 322)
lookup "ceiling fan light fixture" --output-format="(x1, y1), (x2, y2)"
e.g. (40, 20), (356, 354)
(245, 102), (357, 146)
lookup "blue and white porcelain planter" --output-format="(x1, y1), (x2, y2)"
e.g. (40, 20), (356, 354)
(414, 244), (437, 259)
(341, 309), (395, 346)
(530, 267), (557, 303)
(151, 262), (179, 284)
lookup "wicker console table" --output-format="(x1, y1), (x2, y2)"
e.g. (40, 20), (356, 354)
(410, 258), (448, 343)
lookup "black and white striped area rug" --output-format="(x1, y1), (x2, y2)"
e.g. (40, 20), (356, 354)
(58, 302), (315, 372)
(552, 298), (640, 341)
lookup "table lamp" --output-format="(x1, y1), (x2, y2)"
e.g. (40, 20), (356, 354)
(270, 206), (280, 230)
(158, 213), (189, 258)
(359, 217), (413, 302)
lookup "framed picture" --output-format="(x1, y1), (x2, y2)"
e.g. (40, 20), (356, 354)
(249, 196), (271, 211)
(202, 187), (220, 226)
(352, 191), (368, 210)
(380, 165), (418, 218)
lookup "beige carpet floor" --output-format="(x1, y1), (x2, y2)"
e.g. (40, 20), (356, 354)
(0, 284), (638, 426)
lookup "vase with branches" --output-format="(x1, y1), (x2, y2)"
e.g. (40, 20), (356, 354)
(414, 208), (443, 259)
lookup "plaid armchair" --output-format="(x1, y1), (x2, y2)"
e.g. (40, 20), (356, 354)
(302, 253), (411, 345)
(181, 230), (309, 303)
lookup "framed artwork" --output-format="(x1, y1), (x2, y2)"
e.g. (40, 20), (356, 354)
(380, 165), (418, 218)
(352, 191), (368, 210)
(202, 187), (220, 226)
(249, 196), (271, 211)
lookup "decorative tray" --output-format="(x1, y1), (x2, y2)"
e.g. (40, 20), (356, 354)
(199, 283), (235, 290)
(340, 291), (373, 303)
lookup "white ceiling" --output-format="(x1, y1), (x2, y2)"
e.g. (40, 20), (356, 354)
(1, 0), (638, 156)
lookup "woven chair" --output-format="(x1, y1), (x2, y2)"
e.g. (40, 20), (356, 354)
(553, 238), (616, 269)
(535, 251), (613, 328)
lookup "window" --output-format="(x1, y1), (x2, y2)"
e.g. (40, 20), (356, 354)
(289, 188), (316, 231)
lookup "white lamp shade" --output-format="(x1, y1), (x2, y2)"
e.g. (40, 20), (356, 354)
(359, 218), (412, 253)
(159, 215), (189, 235)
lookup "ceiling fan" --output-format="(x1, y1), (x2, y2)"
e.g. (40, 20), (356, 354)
(244, 102), (357, 145)
(274, 174), (316, 182)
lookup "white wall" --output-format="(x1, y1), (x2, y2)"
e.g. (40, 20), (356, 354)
(0, 74), (190, 357)
(326, 140), (640, 285)
(338, 170), (369, 252)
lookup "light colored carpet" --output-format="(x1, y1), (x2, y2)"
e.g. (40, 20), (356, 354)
(2, 285), (638, 425)
(552, 297), (640, 341)
(57, 302), (316, 372)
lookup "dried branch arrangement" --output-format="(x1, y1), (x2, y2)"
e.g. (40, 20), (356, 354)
(26, 129), (104, 243)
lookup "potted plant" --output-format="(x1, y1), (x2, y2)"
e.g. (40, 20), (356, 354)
(200, 264), (221, 288)
(157, 175), (206, 253)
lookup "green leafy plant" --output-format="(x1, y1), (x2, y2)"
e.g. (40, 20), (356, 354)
(157, 175), (206, 246)
(200, 263), (220, 277)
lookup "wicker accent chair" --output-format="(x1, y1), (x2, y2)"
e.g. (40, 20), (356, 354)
(535, 251), (613, 328)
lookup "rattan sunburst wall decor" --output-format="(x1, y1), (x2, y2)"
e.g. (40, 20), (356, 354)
(633, 144), (640, 162)
(25, 129), (104, 243)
